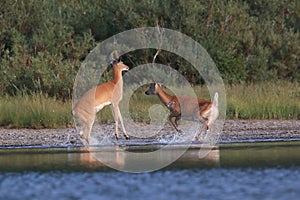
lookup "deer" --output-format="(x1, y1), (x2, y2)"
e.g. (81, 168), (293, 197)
(72, 53), (130, 144)
(145, 82), (219, 139)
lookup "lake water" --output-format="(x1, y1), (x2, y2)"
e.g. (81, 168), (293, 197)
(1, 141), (300, 199)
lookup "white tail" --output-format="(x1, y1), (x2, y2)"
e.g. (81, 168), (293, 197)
(213, 92), (218, 107)
(72, 56), (130, 143)
(205, 92), (219, 136)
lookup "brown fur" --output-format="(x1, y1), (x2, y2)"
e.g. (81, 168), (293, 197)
(145, 83), (219, 138)
(72, 61), (129, 143)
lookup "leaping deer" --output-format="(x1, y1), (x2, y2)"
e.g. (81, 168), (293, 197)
(145, 82), (219, 139)
(72, 53), (130, 143)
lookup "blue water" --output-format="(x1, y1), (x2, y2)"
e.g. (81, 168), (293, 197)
(1, 141), (300, 200)
(1, 167), (299, 200)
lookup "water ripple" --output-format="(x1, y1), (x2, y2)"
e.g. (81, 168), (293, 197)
(1, 167), (300, 200)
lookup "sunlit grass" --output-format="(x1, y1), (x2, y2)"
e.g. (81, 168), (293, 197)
(0, 82), (299, 128)
(226, 82), (299, 119)
(0, 93), (73, 128)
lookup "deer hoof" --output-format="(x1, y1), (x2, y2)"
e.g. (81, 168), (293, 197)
(79, 130), (84, 138)
(125, 135), (130, 140)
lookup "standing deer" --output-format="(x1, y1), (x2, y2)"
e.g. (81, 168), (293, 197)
(72, 54), (130, 143)
(145, 82), (219, 139)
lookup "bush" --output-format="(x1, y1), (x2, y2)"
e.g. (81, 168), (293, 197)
(0, 0), (299, 99)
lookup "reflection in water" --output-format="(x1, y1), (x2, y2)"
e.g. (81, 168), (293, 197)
(220, 141), (300, 168)
(1, 142), (300, 199)
(1, 141), (300, 172)
(81, 144), (220, 172)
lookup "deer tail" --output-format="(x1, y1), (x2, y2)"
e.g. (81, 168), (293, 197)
(212, 92), (218, 107)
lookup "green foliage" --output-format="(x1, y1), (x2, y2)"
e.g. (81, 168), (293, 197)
(0, 82), (298, 128)
(0, 0), (95, 98)
(0, 0), (299, 99)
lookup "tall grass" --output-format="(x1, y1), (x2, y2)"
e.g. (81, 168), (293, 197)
(0, 93), (73, 128)
(226, 82), (299, 119)
(0, 82), (299, 128)
(96, 82), (300, 122)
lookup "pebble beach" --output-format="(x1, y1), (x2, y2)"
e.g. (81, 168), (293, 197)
(0, 120), (299, 147)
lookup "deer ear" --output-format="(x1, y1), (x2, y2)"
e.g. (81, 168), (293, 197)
(117, 57), (121, 63)
(108, 50), (121, 67)
(109, 58), (119, 67)
(108, 60), (113, 68)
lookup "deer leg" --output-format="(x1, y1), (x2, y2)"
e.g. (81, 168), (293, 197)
(195, 117), (208, 141)
(81, 124), (88, 142)
(87, 115), (95, 144)
(169, 115), (180, 132)
(206, 115), (217, 135)
(174, 115), (183, 133)
(201, 120), (209, 134)
(174, 115), (179, 127)
(84, 123), (93, 144)
(194, 122), (206, 142)
(80, 116), (94, 144)
(79, 125), (85, 139)
(112, 105), (119, 140)
(117, 106), (129, 139)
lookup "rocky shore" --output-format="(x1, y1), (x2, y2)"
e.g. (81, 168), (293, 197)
(0, 120), (299, 147)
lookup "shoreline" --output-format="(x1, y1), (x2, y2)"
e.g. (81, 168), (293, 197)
(0, 120), (299, 148)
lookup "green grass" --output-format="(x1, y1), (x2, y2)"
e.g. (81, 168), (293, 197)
(0, 82), (299, 128)
(226, 82), (300, 119)
(0, 93), (73, 128)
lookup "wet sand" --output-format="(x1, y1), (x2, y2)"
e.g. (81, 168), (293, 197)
(0, 120), (299, 147)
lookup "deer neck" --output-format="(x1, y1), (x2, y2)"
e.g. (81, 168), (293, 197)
(111, 68), (124, 100)
(156, 87), (173, 106)
(112, 68), (123, 85)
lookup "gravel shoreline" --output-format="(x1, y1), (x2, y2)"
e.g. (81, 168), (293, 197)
(0, 120), (299, 147)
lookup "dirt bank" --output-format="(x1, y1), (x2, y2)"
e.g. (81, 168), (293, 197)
(0, 120), (299, 147)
